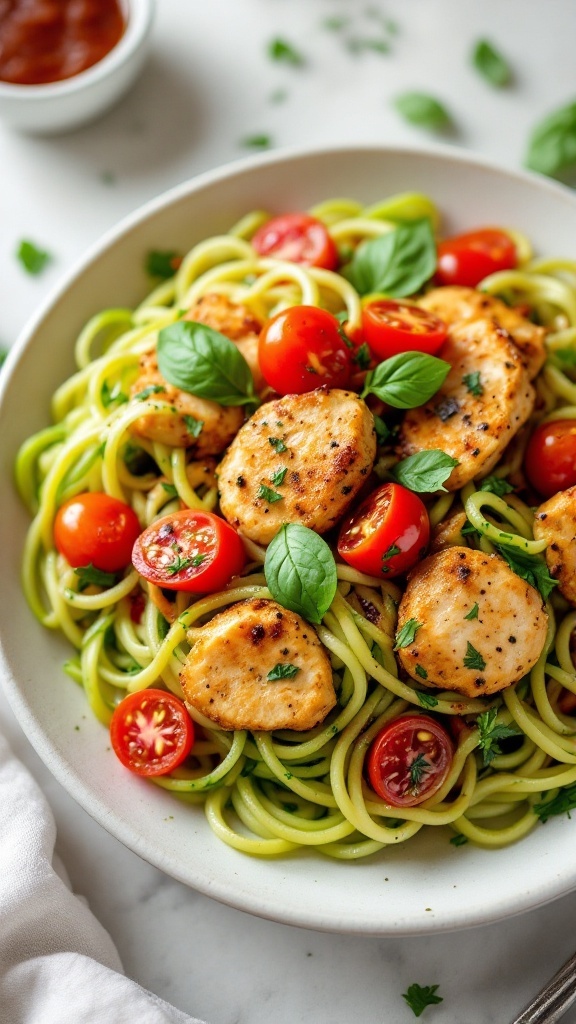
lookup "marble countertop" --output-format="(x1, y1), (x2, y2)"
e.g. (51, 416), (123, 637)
(2, 2), (576, 1021)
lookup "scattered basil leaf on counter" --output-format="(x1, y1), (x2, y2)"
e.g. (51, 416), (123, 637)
(264, 523), (337, 624)
(472, 39), (512, 87)
(343, 218), (436, 297)
(392, 449), (458, 492)
(362, 352), (451, 409)
(525, 100), (576, 178)
(268, 38), (305, 66)
(145, 250), (181, 279)
(74, 564), (118, 590)
(257, 484), (284, 504)
(476, 708), (520, 767)
(479, 475), (514, 497)
(534, 783), (576, 823)
(463, 642), (486, 672)
(17, 239), (52, 275)
(402, 982), (443, 1017)
(394, 618), (422, 650)
(322, 15), (349, 30)
(394, 91), (452, 130)
(346, 37), (390, 56)
(157, 320), (257, 407)
(267, 663), (300, 681)
(240, 134), (273, 150)
(496, 544), (558, 601)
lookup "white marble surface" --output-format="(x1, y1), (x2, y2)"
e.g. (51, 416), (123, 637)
(2, 2), (576, 1021)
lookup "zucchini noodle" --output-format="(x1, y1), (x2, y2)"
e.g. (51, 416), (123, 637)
(15, 191), (576, 860)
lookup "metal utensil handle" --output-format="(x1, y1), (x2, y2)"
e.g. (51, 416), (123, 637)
(511, 950), (576, 1023)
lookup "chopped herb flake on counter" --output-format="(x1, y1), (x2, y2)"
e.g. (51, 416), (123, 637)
(17, 239), (52, 275)
(268, 38), (305, 66)
(394, 92), (452, 130)
(472, 39), (512, 87)
(402, 982), (443, 1017)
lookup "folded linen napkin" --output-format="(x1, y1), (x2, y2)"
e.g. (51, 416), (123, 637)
(0, 730), (205, 1024)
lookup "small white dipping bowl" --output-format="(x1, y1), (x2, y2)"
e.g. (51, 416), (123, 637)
(0, 0), (154, 134)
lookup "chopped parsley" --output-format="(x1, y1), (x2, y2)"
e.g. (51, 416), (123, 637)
(161, 482), (178, 498)
(496, 544), (558, 601)
(382, 543), (401, 563)
(133, 384), (166, 401)
(270, 467), (288, 486)
(450, 833), (469, 847)
(267, 663), (300, 681)
(464, 603), (479, 621)
(17, 239), (52, 275)
(402, 982), (443, 1017)
(463, 642), (486, 671)
(462, 370), (484, 396)
(257, 484), (284, 504)
(534, 783), (576, 823)
(480, 475), (514, 497)
(268, 38), (305, 66)
(183, 414), (204, 438)
(353, 342), (371, 369)
(269, 436), (288, 453)
(101, 381), (128, 407)
(166, 551), (204, 575)
(415, 664), (428, 680)
(240, 134), (272, 150)
(145, 250), (181, 279)
(417, 691), (438, 709)
(394, 618), (422, 650)
(409, 753), (430, 791)
(346, 37), (390, 56)
(373, 414), (390, 445)
(476, 708), (520, 766)
(74, 564), (117, 591)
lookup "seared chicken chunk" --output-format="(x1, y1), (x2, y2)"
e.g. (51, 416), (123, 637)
(419, 286), (546, 379)
(218, 389), (377, 545)
(396, 546), (548, 697)
(130, 348), (243, 455)
(397, 319), (535, 491)
(534, 486), (576, 605)
(180, 598), (336, 731)
(430, 509), (468, 553)
(184, 293), (265, 392)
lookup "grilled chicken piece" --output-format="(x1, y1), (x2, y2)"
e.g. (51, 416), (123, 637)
(419, 286), (546, 379)
(180, 598), (336, 731)
(130, 348), (243, 455)
(397, 318), (535, 491)
(218, 389), (377, 545)
(184, 293), (265, 392)
(396, 546), (548, 697)
(430, 509), (469, 553)
(534, 485), (576, 605)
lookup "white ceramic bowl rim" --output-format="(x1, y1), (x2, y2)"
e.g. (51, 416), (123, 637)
(0, 0), (154, 99)
(4, 141), (576, 937)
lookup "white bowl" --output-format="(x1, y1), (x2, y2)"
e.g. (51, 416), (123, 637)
(0, 0), (154, 133)
(2, 143), (576, 936)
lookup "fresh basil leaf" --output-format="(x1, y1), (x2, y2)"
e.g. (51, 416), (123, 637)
(394, 91), (452, 129)
(267, 663), (300, 681)
(264, 523), (337, 624)
(392, 449), (458, 492)
(343, 219), (436, 297)
(496, 544), (558, 601)
(472, 39), (511, 87)
(17, 239), (52, 275)
(74, 564), (117, 590)
(362, 351), (450, 409)
(525, 101), (576, 178)
(146, 250), (181, 279)
(157, 320), (256, 407)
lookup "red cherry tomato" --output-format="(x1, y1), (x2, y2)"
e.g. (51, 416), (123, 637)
(110, 689), (194, 777)
(525, 419), (576, 498)
(132, 509), (246, 593)
(436, 228), (517, 288)
(252, 213), (338, 270)
(361, 299), (447, 359)
(367, 714), (453, 807)
(54, 492), (141, 572)
(258, 305), (352, 395)
(337, 482), (430, 578)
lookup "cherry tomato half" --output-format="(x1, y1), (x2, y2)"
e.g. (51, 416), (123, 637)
(110, 689), (194, 777)
(337, 482), (430, 578)
(252, 212), (338, 270)
(258, 305), (352, 395)
(436, 228), (517, 288)
(54, 492), (141, 572)
(132, 509), (246, 593)
(524, 419), (576, 498)
(367, 714), (453, 807)
(361, 299), (447, 360)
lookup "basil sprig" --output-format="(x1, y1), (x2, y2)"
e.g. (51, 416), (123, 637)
(343, 218), (436, 297)
(157, 321), (257, 407)
(264, 523), (337, 624)
(362, 351), (451, 409)
(392, 449), (458, 492)
(525, 100), (576, 179)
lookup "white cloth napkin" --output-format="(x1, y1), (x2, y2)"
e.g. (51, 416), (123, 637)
(0, 730), (206, 1024)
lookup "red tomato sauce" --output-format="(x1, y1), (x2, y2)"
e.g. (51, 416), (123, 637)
(0, 0), (125, 85)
